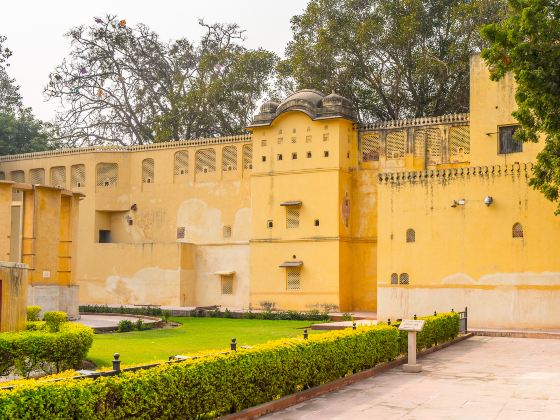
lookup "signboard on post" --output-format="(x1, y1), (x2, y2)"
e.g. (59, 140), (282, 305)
(399, 319), (425, 373)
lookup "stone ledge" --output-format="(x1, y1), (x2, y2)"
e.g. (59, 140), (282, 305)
(221, 332), (473, 420)
(472, 329), (560, 340)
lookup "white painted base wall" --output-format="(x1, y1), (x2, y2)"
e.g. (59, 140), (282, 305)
(28, 285), (79, 319)
(378, 286), (560, 329)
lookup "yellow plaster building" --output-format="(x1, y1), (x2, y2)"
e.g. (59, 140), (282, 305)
(0, 55), (559, 328)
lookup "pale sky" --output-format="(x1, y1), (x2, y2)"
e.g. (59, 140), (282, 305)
(0, 0), (308, 121)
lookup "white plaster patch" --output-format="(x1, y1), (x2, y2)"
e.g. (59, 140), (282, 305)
(442, 271), (560, 286)
(233, 207), (251, 241)
(176, 199), (222, 243)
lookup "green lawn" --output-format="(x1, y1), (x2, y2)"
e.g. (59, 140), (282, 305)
(88, 317), (325, 367)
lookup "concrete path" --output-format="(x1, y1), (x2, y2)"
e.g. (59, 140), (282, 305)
(72, 314), (158, 329)
(263, 336), (560, 419)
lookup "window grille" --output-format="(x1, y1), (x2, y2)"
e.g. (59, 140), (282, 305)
(291, 137), (297, 144)
(277, 154), (283, 161)
(450, 126), (470, 159)
(386, 130), (406, 159)
(96, 163), (117, 187)
(174, 151), (188, 178)
(413, 129), (426, 158)
(142, 158), (155, 183)
(426, 128), (442, 164)
(277, 137), (283, 144)
(324, 151), (329, 157)
(391, 273), (398, 285)
(361, 132), (380, 161)
(10, 170), (25, 183)
(0, 171), (4, 180)
(499, 125), (522, 154)
(70, 165), (86, 188)
(195, 148), (216, 173)
(30, 168), (45, 185)
(292, 128), (296, 133)
(50, 166), (66, 188)
(267, 220), (273, 229)
(221, 275), (234, 295)
(286, 267), (301, 290)
(223, 225), (232, 238)
(292, 152), (297, 160)
(399, 273), (409, 285)
(243, 145), (253, 170)
(406, 228), (415, 243)
(286, 206), (300, 228)
(222, 146), (237, 171)
(512, 223), (524, 238)
(306, 135), (312, 143)
(323, 133), (329, 142)
(176, 227), (186, 239)
(306, 151), (312, 158)
(261, 140), (267, 147)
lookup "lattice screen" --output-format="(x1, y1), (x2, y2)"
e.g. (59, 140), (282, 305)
(221, 275), (234, 295)
(286, 206), (300, 229)
(306, 135), (312, 143)
(361, 132), (380, 161)
(512, 223), (524, 238)
(413, 129), (426, 158)
(391, 273), (398, 285)
(286, 268), (301, 290)
(386, 131), (406, 159)
(243, 145), (253, 170)
(323, 133), (329, 142)
(223, 225), (232, 238)
(96, 163), (117, 187)
(176, 227), (186, 239)
(0, 171), (4, 180)
(142, 158), (155, 183)
(426, 128), (442, 164)
(406, 228), (416, 243)
(195, 149), (216, 173)
(399, 273), (410, 285)
(30, 168), (45, 185)
(50, 166), (66, 188)
(222, 146), (237, 171)
(10, 170), (25, 183)
(174, 151), (188, 177)
(450, 126), (470, 158)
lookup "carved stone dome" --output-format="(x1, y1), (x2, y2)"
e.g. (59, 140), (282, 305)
(260, 100), (279, 114)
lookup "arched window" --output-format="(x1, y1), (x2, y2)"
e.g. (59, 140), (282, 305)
(243, 144), (253, 171)
(391, 273), (398, 285)
(142, 158), (155, 183)
(222, 146), (237, 171)
(30, 168), (45, 185)
(195, 149), (216, 173)
(50, 166), (66, 188)
(512, 222), (524, 238)
(10, 170), (25, 183)
(399, 273), (410, 285)
(406, 228), (415, 243)
(174, 151), (188, 178)
(95, 163), (117, 188)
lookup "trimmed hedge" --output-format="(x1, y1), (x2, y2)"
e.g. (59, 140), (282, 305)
(79, 305), (163, 316)
(390, 312), (460, 354)
(0, 323), (94, 378)
(0, 313), (461, 419)
(0, 326), (398, 418)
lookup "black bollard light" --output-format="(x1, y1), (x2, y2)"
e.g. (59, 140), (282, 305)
(434, 310), (437, 316)
(303, 329), (308, 340)
(388, 318), (391, 325)
(112, 353), (121, 372)
(414, 314), (417, 320)
(231, 338), (237, 351)
(352, 322), (356, 330)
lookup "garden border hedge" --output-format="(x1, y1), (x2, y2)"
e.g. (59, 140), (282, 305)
(0, 312), (460, 419)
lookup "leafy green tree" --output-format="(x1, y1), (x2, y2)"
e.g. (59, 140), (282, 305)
(46, 16), (277, 146)
(482, 0), (560, 214)
(278, 0), (505, 121)
(0, 36), (53, 156)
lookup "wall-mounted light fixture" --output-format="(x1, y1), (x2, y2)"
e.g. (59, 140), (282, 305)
(484, 196), (493, 206)
(451, 199), (466, 208)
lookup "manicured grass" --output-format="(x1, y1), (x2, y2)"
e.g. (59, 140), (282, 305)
(88, 317), (325, 367)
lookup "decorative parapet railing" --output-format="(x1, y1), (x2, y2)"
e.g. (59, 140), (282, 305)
(377, 162), (534, 184)
(360, 113), (469, 131)
(0, 134), (253, 162)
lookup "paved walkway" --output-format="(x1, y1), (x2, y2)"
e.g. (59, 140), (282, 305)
(264, 336), (560, 419)
(72, 314), (158, 329)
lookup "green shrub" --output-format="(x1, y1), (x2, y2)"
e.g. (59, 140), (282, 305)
(26, 306), (41, 322)
(0, 326), (399, 418)
(25, 321), (46, 331)
(135, 319), (144, 331)
(117, 320), (134, 333)
(79, 305), (163, 316)
(162, 310), (170, 323)
(0, 323), (94, 378)
(43, 311), (67, 333)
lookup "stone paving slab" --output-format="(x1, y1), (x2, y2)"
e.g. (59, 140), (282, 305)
(263, 336), (560, 419)
(72, 314), (158, 329)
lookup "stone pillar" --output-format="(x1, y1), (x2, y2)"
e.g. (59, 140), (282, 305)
(0, 262), (28, 332)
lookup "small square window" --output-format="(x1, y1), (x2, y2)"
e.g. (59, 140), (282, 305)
(291, 137), (297, 143)
(223, 225), (232, 238)
(306, 151), (312, 158)
(314, 219), (320, 226)
(286, 267), (301, 290)
(324, 151), (329, 157)
(277, 154), (283, 161)
(498, 125), (522, 154)
(99, 230), (112, 243)
(267, 220), (273, 229)
(262, 156), (267, 162)
(261, 140), (267, 147)
(177, 227), (186, 239)
(323, 133), (329, 142)
(221, 275), (234, 295)
(292, 152), (297, 160)
(306, 135), (312, 143)
(347, 152), (350, 158)
(277, 137), (283, 144)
